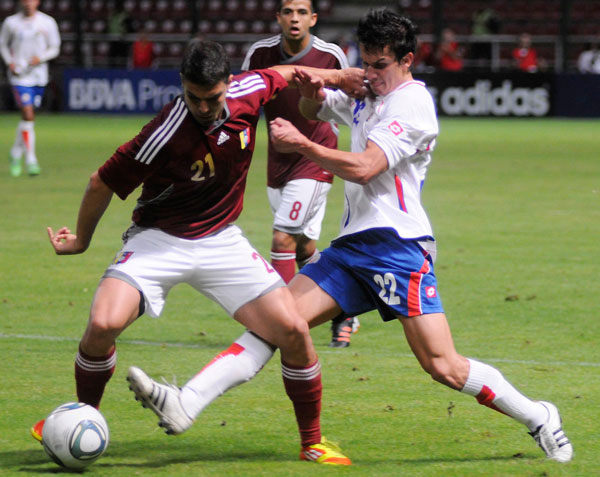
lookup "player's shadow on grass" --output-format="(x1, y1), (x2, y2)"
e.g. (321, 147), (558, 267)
(9, 440), (293, 473)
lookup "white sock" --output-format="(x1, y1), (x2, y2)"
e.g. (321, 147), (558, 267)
(461, 358), (548, 431)
(20, 120), (37, 165)
(180, 331), (275, 419)
(10, 122), (24, 159)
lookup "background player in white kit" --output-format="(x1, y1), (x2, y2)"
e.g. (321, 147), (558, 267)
(0, 0), (60, 177)
(242, 0), (359, 347)
(268, 8), (573, 463)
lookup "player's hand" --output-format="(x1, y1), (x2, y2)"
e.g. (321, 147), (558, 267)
(293, 67), (326, 102)
(29, 56), (41, 66)
(47, 226), (85, 255)
(269, 117), (308, 153)
(338, 67), (370, 99)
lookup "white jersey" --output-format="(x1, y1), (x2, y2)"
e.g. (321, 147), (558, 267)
(318, 80), (438, 243)
(0, 10), (60, 86)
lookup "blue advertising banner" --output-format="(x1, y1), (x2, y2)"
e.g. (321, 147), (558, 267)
(63, 69), (182, 114)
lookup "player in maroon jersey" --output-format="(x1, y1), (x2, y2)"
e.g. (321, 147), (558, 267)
(36, 40), (366, 465)
(242, 0), (359, 347)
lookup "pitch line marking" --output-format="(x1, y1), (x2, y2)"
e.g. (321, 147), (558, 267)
(2, 332), (599, 368)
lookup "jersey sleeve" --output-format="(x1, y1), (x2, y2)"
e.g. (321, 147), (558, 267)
(37, 16), (61, 63)
(367, 88), (438, 170)
(97, 112), (169, 200)
(0, 18), (13, 65)
(233, 68), (288, 106)
(317, 88), (354, 127)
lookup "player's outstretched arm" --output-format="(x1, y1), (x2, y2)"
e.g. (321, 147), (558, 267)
(270, 117), (388, 184)
(47, 172), (114, 255)
(270, 65), (367, 98)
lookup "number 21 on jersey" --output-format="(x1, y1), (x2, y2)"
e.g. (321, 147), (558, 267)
(191, 153), (215, 182)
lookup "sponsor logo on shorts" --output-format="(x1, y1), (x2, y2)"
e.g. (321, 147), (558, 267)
(113, 251), (134, 264)
(425, 286), (437, 298)
(388, 121), (403, 136)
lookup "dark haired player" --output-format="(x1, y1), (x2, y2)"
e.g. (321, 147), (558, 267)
(154, 10), (573, 465)
(35, 39), (365, 465)
(242, 0), (359, 347)
(270, 8), (573, 464)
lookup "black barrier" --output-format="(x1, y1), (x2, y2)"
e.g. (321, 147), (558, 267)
(554, 74), (600, 118)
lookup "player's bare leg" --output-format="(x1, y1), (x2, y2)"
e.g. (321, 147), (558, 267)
(32, 278), (140, 442)
(399, 312), (573, 462)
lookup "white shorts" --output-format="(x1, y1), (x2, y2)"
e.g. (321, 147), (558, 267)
(103, 225), (284, 318)
(267, 179), (332, 240)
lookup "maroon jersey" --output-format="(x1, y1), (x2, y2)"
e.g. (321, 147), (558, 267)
(242, 35), (349, 188)
(98, 69), (288, 239)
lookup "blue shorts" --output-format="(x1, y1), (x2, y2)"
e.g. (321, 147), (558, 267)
(300, 228), (444, 321)
(12, 85), (45, 108)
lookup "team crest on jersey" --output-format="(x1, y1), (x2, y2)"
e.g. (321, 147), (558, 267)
(388, 121), (404, 136)
(239, 128), (251, 149)
(113, 251), (134, 264)
(425, 286), (437, 298)
(217, 131), (230, 146)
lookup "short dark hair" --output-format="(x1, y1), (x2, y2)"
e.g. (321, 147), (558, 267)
(180, 39), (231, 86)
(277, 0), (314, 13)
(357, 8), (417, 61)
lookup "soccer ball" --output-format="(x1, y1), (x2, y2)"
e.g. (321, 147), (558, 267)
(42, 402), (109, 470)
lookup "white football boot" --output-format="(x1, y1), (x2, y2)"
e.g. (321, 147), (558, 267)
(529, 401), (573, 462)
(127, 366), (194, 435)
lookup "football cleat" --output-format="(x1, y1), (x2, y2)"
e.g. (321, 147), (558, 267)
(27, 162), (41, 176)
(31, 418), (44, 442)
(529, 401), (573, 463)
(9, 155), (22, 177)
(300, 437), (351, 465)
(329, 317), (359, 348)
(127, 366), (194, 435)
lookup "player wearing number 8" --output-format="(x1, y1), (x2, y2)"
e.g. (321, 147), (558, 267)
(242, 0), (359, 347)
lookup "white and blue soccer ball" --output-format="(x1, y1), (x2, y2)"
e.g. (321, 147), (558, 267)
(42, 402), (109, 470)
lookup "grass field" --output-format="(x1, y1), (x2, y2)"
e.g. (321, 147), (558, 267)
(1, 113), (599, 476)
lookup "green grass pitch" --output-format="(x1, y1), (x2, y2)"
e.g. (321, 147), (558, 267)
(1, 113), (598, 476)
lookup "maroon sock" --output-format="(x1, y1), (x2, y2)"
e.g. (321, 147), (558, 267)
(271, 250), (296, 283)
(74, 344), (116, 408)
(281, 360), (322, 447)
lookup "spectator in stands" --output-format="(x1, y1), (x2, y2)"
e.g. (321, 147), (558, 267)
(413, 36), (434, 73)
(131, 28), (155, 69)
(107, 0), (133, 68)
(577, 41), (600, 73)
(512, 33), (539, 73)
(435, 28), (463, 72)
(470, 7), (501, 69)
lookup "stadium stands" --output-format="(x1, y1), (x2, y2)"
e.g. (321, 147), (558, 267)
(0, 0), (597, 70)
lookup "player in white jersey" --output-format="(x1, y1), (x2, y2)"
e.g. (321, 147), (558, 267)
(266, 8), (572, 464)
(126, 11), (572, 464)
(0, 0), (60, 176)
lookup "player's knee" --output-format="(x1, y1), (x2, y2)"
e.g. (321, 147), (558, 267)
(271, 230), (296, 251)
(425, 358), (463, 390)
(277, 316), (311, 349)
